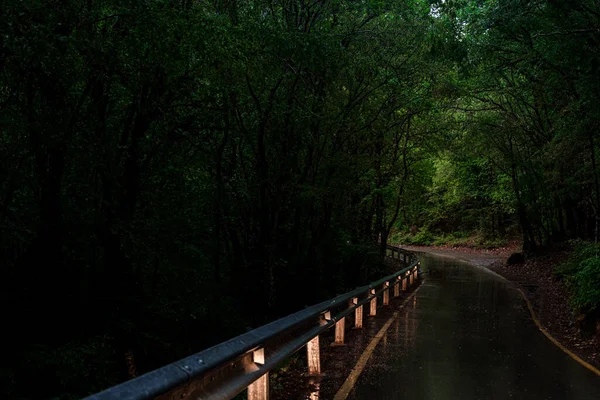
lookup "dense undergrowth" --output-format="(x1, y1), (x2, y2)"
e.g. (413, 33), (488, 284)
(392, 229), (508, 250)
(555, 241), (600, 314)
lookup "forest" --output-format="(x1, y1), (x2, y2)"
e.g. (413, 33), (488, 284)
(2, 0), (600, 398)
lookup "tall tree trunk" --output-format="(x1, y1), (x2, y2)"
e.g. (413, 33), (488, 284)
(511, 163), (535, 253)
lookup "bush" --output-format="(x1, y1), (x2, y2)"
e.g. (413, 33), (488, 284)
(391, 229), (435, 246)
(411, 229), (435, 245)
(392, 229), (507, 249)
(392, 229), (435, 245)
(554, 240), (600, 279)
(482, 237), (507, 249)
(555, 240), (600, 312)
(570, 257), (600, 312)
(432, 231), (467, 246)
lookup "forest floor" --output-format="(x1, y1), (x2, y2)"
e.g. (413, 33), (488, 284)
(402, 243), (600, 371)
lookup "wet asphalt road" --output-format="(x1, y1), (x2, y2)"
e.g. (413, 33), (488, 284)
(348, 253), (600, 400)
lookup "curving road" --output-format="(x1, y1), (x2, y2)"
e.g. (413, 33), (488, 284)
(347, 253), (600, 399)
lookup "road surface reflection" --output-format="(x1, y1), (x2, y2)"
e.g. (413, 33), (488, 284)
(347, 254), (600, 399)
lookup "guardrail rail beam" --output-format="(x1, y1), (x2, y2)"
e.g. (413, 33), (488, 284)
(84, 244), (419, 400)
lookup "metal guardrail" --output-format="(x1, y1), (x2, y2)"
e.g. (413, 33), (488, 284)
(84, 245), (420, 400)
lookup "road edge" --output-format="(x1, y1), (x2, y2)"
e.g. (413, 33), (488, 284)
(514, 285), (600, 376)
(413, 247), (600, 377)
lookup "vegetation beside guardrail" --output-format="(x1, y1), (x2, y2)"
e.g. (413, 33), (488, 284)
(85, 245), (420, 400)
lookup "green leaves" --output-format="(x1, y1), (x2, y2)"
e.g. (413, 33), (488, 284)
(9, 0), (600, 396)
(555, 241), (600, 312)
(571, 257), (600, 312)
(1, 1), (444, 397)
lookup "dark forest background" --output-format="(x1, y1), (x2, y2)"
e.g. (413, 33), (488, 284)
(2, 0), (600, 398)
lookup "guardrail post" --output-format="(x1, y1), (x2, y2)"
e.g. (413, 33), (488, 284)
(83, 250), (420, 400)
(353, 297), (363, 328)
(248, 349), (268, 400)
(403, 253), (407, 265)
(369, 289), (377, 316)
(307, 336), (320, 375)
(383, 282), (390, 305)
(332, 317), (345, 346)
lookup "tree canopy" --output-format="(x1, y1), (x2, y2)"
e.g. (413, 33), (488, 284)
(2, 0), (600, 398)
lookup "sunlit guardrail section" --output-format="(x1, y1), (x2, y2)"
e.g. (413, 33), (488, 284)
(84, 245), (420, 400)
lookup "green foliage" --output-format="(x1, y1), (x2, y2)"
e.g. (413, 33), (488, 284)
(394, 229), (507, 249)
(410, 0), (600, 252)
(399, 229), (436, 246)
(1, 0), (437, 398)
(555, 241), (600, 312)
(555, 241), (600, 279)
(401, 149), (517, 238)
(481, 237), (508, 249)
(4, 0), (600, 397)
(570, 258), (600, 312)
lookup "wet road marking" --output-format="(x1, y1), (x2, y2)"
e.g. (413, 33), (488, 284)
(333, 285), (423, 400)
(516, 287), (600, 377)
